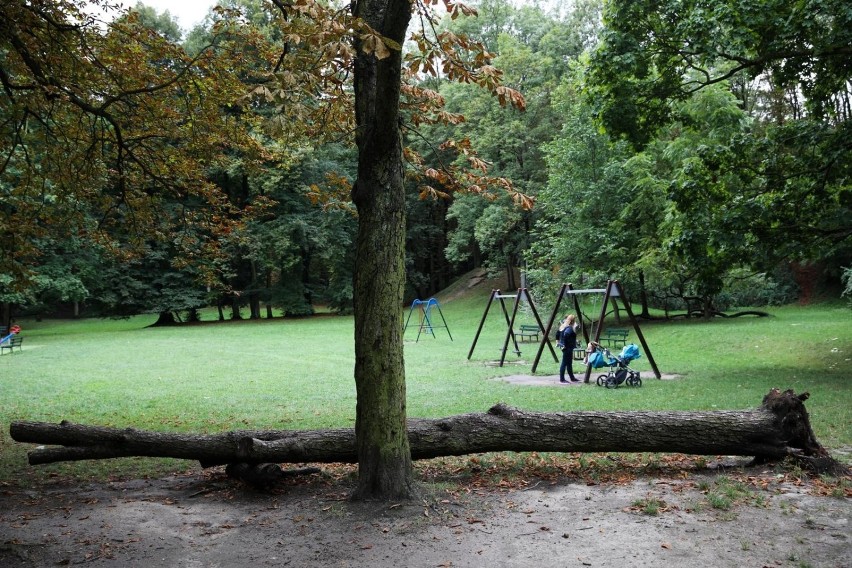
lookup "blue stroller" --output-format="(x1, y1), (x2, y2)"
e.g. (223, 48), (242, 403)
(588, 343), (642, 388)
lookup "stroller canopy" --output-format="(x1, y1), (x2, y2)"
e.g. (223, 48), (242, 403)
(620, 343), (641, 363)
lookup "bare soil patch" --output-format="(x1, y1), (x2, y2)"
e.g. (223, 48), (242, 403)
(1, 463), (849, 567)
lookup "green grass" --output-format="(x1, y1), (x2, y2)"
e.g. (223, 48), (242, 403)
(632, 495), (668, 515)
(1, 295), (850, 484)
(704, 476), (757, 510)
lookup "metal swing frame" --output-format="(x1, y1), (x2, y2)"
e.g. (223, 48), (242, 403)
(403, 298), (453, 342)
(467, 288), (558, 367)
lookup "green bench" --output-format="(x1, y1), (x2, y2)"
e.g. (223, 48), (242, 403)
(515, 324), (541, 342)
(600, 328), (629, 348)
(0, 335), (23, 354)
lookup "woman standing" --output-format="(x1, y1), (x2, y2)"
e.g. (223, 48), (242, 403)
(556, 314), (579, 383)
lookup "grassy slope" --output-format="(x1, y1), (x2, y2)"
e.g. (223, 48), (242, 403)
(1, 273), (849, 483)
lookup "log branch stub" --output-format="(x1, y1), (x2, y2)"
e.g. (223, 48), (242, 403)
(488, 403), (520, 418)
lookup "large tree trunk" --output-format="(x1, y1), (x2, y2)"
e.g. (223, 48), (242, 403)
(638, 270), (651, 319)
(10, 390), (845, 476)
(1, 301), (12, 330)
(250, 260), (261, 320)
(150, 311), (177, 326)
(350, 0), (414, 499)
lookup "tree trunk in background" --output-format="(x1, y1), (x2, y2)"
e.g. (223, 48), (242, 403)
(790, 260), (822, 305)
(350, 0), (415, 500)
(610, 297), (621, 323)
(1, 301), (12, 330)
(151, 311), (177, 326)
(638, 271), (651, 318)
(266, 272), (274, 319)
(230, 296), (242, 320)
(250, 260), (261, 319)
(506, 262), (517, 290)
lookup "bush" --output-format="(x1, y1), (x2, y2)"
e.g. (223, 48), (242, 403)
(714, 267), (799, 309)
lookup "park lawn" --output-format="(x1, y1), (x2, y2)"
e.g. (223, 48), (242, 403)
(0, 297), (849, 485)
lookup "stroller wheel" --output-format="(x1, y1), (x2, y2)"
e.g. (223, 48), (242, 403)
(596, 374), (608, 386)
(627, 371), (641, 387)
(605, 375), (617, 389)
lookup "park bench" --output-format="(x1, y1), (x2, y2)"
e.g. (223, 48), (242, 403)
(600, 328), (629, 348)
(515, 324), (541, 342)
(0, 335), (23, 354)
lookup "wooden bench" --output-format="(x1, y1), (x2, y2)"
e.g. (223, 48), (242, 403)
(0, 335), (23, 354)
(600, 328), (629, 348)
(515, 324), (541, 342)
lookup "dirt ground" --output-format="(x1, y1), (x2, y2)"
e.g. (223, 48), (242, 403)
(2, 375), (849, 568)
(1, 456), (850, 568)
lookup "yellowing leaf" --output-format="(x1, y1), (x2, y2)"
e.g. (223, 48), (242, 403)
(374, 38), (391, 60)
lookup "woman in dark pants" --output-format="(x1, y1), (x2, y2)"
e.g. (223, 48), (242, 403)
(556, 314), (579, 383)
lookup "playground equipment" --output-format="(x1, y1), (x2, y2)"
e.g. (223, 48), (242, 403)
(467, 288), (557, 367)
(531, 280), (661, 380)
(403, 298), (453, 342)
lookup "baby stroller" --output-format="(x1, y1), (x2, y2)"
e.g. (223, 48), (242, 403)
(588, 343), (642, 388)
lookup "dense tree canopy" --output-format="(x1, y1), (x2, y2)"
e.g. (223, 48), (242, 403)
(575, 0), (851, 309)
(587, 0), (852, 145)
(0, 0), (265, 309)
(2, 0), (847, 317)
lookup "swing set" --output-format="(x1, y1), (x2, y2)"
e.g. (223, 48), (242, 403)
(403, 298), (453, 342)
(531, 280), (661, 380)
(467, 288), (558, 367)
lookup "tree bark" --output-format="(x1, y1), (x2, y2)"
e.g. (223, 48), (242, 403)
(150, 311), (177, 326)
(10, 390), (845, 475)
(638, 270), (651, 319)
(350, 0), (414, 499)
(0, 301), (11, 331)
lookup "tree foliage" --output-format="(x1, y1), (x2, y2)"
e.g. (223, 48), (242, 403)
(0, 0), (264, 296)
(416, 0), (601, 284)
(587, 0), (852, 145)
(574, 0), (851, 308)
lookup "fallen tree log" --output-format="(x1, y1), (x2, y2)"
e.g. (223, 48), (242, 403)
(8, 389), (847, 475)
